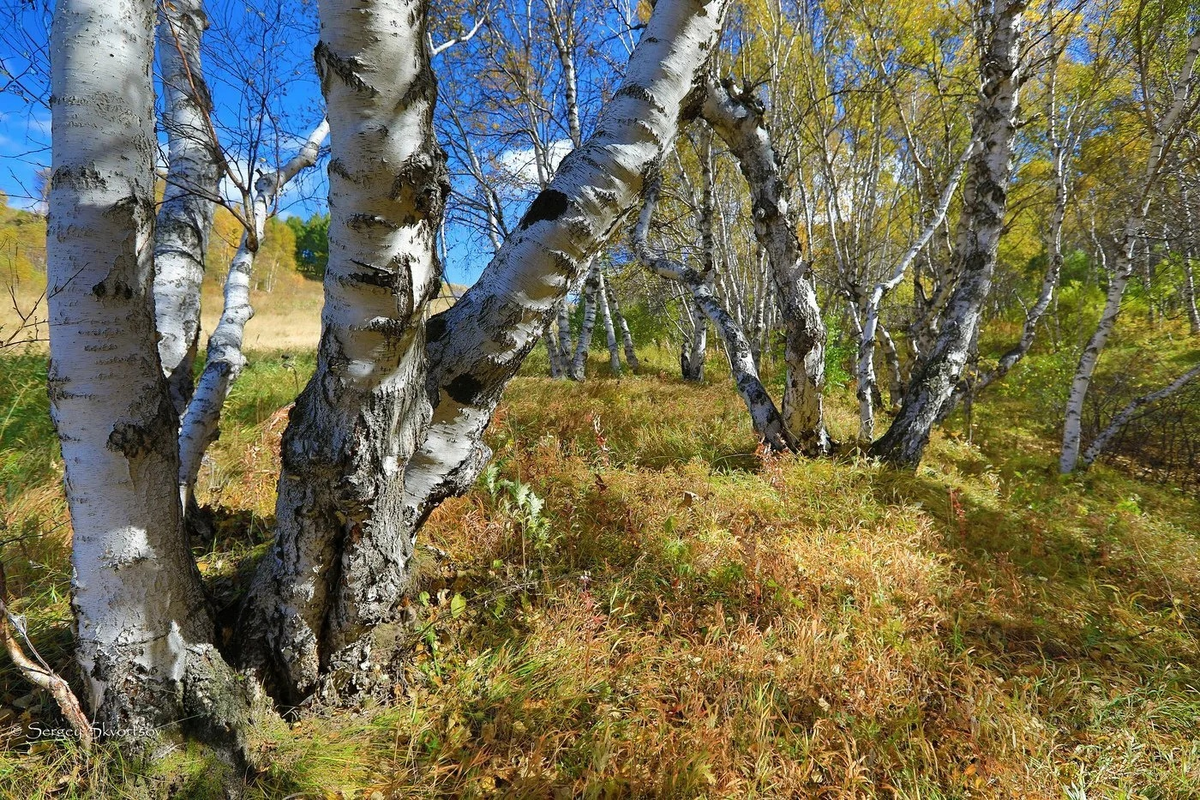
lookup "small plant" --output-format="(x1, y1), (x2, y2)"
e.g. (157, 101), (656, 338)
(481, 464), (555, 560)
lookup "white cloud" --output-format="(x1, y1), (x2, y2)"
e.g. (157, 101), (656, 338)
(496, 139), (573, 189)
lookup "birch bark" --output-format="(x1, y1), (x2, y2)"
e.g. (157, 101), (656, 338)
(177, 120), (329, 499)
(1080, 363), (1200, 468)
(872, 0), (1025, 467)
(701, 81), (830, 454)
(634, 177), (795, 450)
(238, 0), (450, 702)
(153, 0), (221, 415)
(607, 283), (640, 372)
(48, 0), (255, 743)
(570, 264), (601, 380)
(1060, 32), (1200, 473)
(596, 270), (623, 374)
(243, 0), (728, 703)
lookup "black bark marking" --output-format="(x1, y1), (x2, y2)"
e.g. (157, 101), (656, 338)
(445, 373), (484, 406)
(314, 41), (377, 97)
(107, 421), (153, 458)
(91, 280), (134, 300)
(518, 190), (569, 230)
(426, 315), (448, 344)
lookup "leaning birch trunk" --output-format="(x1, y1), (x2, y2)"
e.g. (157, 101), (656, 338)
(570, 264), (601, 380)
(877, 322), (904, 409)
(153, 0), (222, 415)
(1079, 362), (1200, 468)
(954, 66), (1074, 410)
(545, 331), (565, 377)
(634, 187), (795, 450)
(241, 0), (729, 703)
(1061, 32), (1200, 473)
(871, 0), (1025, 467)
(597, 271), (622, 374)
(701, 82), (829, 454)
(607, 285), (640, 372)
(47, 0), (254, 742)
(1184, 256), (1200, 336)
(177, 121), (328, 500)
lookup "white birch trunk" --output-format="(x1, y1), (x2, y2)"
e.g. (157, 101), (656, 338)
(153, 0), (221, 415)
(607, 284), (640, 372)
(570, 263), (601, 380)
(1184, 257), (1200, 336)
(972, 123), (1069, 395)
(681, 299), (707, 381)
(877, 323), (904, 409)
(634, 188), (795, 450)
(1079, 362), (1200, 468)
(556, 301), (575, 377)
(405, 0), (728, 532)
(872, 0), (1025, 467)
(702, 81), (830, 454)
(596, 270), (622, 375)
(1061, 32), (1200, 473)
(243, 0), (728, 703)
(48, 0), (254, 742)
(177, 121), (328, 497)
(238, 0), (449, 702)
(856, 140), (975, 443)
(1180, 186), (1200, 335)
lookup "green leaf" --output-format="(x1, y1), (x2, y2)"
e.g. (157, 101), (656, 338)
(450, 593), (467, 618)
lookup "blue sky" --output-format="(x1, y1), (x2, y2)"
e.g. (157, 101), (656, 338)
(0, 0), (626, 287)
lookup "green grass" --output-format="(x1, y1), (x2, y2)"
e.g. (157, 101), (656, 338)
(1, 337), (1198, 798)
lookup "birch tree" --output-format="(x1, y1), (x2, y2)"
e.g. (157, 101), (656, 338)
(45, 0), (727, 746)
(702, 79), (831, 455)
(871, 0), (1026, 467)
(237, 0), (729, 703)
(46, 0), (258, 742)
(1059, 27), (1200, 473)
(153, 0), (223, 415)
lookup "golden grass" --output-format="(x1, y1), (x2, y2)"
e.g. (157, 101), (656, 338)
(2, 274), (460, 355)
(2, 346), (1199, 798)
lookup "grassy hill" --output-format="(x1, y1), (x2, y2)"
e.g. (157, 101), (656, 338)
(2, 275), (466, 353)
(1, 342), (1198, 797)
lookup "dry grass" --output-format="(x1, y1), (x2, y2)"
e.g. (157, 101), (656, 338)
(3, 273), (460, 355)
(1, 345), (1199, 798)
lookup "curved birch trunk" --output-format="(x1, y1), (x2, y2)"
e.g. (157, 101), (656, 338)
(48, 0), (256, 745)
(1061, 33), (1200, 473)
(153, 0), (222, 415)
(241, 0), (728, 704)
(1185, 257), (1200, 336)
(856, 140), (975, 443)
(404, 0), (728, 556)
(545, 330), (565, 377)
(634, 192), (794, 450)
(177, 121), (328, 499)
(701, 82), (830, 454)
(1179, 185), (1200, 335)
(872, 0), (1025, 467)
(681, 300), (707, 381)
(1079, 362), (1200, 468)
(554, 301), (574, 378)
(876, 323), (904, 409)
